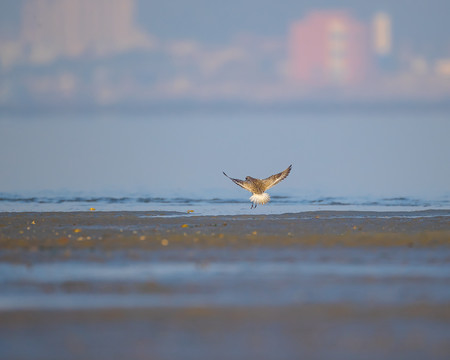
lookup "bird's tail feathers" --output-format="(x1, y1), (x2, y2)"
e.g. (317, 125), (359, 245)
(250, 193), (270, 205)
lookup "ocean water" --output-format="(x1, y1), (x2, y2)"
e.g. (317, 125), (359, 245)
(1, 108), (450, 205)
(1, 193), (449, 214)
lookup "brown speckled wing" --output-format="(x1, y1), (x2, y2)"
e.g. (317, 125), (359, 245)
(261, 165), (292, 191)
(223, 172), (254, 193)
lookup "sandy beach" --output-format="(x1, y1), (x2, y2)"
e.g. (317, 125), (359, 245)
(1, 210), (449, 359)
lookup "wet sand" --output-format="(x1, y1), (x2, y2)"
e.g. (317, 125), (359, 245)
(2, 305), (450, 360)
(1, 210), (449, 359)
(1, 210), (449, 251)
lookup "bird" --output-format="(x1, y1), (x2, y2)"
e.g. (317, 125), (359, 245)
(223, 165), (292, 209)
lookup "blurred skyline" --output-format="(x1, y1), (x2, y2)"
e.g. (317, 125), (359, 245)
(1, 0), (450, 110)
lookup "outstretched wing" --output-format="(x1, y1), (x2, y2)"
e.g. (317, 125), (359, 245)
(223, 172), (254, 193)
(261, 165), (292, 191)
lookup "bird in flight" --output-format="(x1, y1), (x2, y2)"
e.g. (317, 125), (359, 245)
(223, 165), (292, 208)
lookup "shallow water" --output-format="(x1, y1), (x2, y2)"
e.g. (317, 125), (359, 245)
(1, 246), (449, 310)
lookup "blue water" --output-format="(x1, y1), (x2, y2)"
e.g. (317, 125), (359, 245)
(1, 251), (450, 310)
(1, 110), (449, 205)
(1, 193), (449, 214)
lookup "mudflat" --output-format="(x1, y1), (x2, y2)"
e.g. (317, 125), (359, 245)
(1, 210), (449, 251)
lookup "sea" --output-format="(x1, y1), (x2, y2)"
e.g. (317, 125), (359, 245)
(1, 105), (450, 215)
(1, 193), (449, 214)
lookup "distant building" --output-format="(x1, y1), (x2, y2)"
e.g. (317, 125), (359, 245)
(435, 59), (450, 77)
(372, 12), (391, 56)
(288, 10), (371, 86)
(20, 0), (153, 64)
(372, 12), (395, 71)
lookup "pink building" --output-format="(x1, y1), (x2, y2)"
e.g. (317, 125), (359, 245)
(289, 10), (371, 86)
